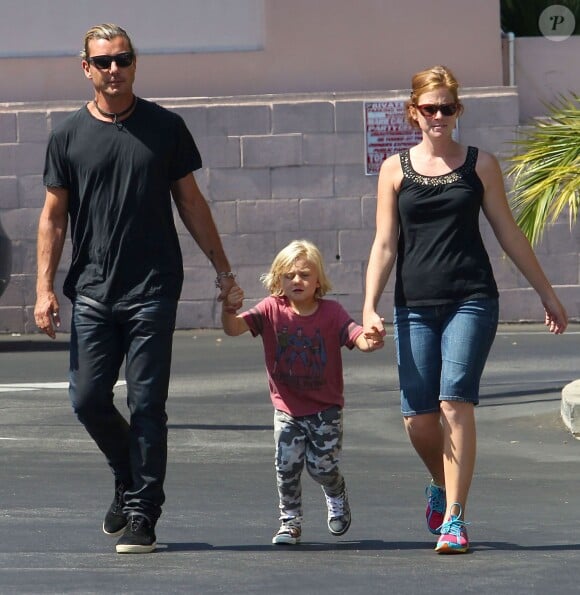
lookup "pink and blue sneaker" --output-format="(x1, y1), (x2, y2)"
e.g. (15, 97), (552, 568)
(435, 503), (470, 554)
(425, 482), (446, 535)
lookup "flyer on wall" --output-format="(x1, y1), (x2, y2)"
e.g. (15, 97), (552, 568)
(364, 100), (459, 175)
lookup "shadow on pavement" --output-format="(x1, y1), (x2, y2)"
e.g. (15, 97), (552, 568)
(0, 340), (70, 353)
(159, 539), (432, 553)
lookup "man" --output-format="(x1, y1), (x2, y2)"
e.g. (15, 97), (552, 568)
(34, 24), (240, 554)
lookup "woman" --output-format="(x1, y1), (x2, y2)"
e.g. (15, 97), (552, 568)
(363, 65), (567, 554)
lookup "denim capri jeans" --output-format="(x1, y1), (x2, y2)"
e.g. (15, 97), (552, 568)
(393, 298), (499, 416)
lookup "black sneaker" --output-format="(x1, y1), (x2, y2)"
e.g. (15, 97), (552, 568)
(324, 488), (351, 537)
(115, 515), (157, 554)
(103, 482), (128, 537)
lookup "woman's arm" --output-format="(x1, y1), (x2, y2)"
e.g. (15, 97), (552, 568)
(478, 150), (567, 334)
(362, 154), (401, 335)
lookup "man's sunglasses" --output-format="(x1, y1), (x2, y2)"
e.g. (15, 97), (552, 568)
(415, 103), (459, 118)
(87, 52), (134, 70)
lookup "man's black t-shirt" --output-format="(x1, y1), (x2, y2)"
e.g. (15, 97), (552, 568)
(44, 98), (202, 303)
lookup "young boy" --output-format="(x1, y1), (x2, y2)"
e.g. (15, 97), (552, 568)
(222, 240), (384, 544)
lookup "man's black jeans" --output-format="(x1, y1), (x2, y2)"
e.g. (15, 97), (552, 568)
(69, 295), (177, 523)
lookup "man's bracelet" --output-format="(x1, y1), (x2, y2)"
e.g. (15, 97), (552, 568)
(215, 271), (236, 288)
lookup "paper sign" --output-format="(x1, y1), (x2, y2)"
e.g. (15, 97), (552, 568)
(364, 100), (460, 175)
(364, 100), (422, 175)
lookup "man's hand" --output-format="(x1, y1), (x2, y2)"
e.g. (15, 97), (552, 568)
(221, 284), (244, 313)
(34, 290), (60, 339)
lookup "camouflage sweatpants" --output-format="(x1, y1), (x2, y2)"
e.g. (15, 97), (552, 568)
(273, 405), (346, 524)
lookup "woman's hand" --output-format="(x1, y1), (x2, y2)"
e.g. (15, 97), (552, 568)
(543, 295), (568, 335)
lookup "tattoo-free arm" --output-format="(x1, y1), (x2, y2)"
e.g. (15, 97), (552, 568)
(363, 155), (401, 335)
(479, 151), (567, 334)
(221, 286), (250, 336)
(35, 187), (69, 338)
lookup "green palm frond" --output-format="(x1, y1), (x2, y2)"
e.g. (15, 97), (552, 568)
(506, 93), (580, 246)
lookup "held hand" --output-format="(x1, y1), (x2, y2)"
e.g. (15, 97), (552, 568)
(216, 275), (240, 312)
(363, 311), (386, 338)
(34, 291), (60, 339)
(216, 276), (236, 302)
(362, 312), (386, 350)
(222, 284), (244, 314)
(364, 329), (385, 351)
(543, 296), (568, 335)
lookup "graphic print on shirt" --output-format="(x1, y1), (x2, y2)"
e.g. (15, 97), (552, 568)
(272, 325), (327, 389)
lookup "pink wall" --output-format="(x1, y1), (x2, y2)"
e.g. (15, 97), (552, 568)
(514, 36), (580, 122)
(0, 0), (503, 103)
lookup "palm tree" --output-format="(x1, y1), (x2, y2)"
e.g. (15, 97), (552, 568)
(506, 93), (580, 246)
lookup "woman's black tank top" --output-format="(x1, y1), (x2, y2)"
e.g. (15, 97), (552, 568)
(394, 146), (499, 307)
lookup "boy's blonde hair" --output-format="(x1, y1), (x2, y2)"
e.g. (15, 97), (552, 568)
(261, 240), (332, 298)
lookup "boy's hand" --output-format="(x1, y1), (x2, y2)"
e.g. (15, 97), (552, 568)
(364, 327), (385, 351)
(364, 316), (386, 348)
(223, 285), (244, 313)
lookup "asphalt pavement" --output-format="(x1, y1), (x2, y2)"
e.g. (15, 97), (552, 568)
(1, 324), (580, 594)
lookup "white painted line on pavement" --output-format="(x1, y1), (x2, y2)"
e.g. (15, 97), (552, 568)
(0, 381), (126, 393)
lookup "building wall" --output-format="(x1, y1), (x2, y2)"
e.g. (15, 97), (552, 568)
(514, 36), (580, 122)
(1, 87), (578, 334)
(1, 1), (578, 334)
(0, 0), (503, 102)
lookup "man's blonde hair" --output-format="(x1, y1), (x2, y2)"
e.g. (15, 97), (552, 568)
(80, 23), (135, 60)
(261, 240), (332, 298)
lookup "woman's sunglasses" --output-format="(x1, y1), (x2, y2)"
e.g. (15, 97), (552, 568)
(87, 52), (135, 70)
(415, 103), (459, 118)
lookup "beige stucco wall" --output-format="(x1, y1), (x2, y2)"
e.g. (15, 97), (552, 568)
(514, 36), (580, 122)
(0, 0), (502, 103)
(1, 1), (579, 333)
(2, 87), (579, 333)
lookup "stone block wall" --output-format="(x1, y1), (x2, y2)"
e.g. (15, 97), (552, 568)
(0, 87), (577, 334)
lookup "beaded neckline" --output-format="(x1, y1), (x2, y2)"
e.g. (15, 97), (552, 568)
(400, 146), (478, 186)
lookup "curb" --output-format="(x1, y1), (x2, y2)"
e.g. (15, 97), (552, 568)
(561, 379), (580, 438)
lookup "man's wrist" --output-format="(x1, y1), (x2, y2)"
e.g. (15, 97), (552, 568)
(215, 271), (236, 288)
